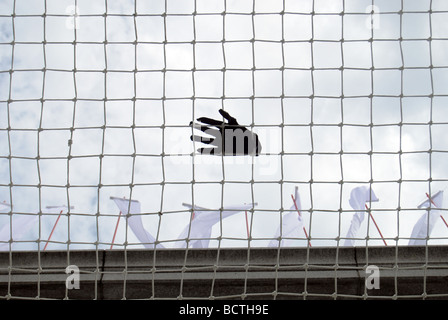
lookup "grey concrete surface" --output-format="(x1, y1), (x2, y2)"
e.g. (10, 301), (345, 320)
(0, 246), (447, 299)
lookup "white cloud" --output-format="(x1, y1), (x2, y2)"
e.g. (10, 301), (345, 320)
(1, 0), (448, 250)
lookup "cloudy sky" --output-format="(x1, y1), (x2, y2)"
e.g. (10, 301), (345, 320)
(1, 0), (448, 250)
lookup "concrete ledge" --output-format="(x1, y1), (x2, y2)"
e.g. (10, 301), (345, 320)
(0, 246), (447, 299)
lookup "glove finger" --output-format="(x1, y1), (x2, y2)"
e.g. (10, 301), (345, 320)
(196, 117), (225, 127)
(190, 122), (221, 137)
(218, 109), (238, 125)
(190, 135), (215, 145)
(197, 147), (220, 155)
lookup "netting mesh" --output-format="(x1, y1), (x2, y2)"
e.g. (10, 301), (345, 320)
(0, 0), (448, 300)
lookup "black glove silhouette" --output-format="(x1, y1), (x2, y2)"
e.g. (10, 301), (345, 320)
(190, 109), (262, 156)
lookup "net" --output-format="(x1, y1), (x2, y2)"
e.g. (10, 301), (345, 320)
(0, 0), (448, 300)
